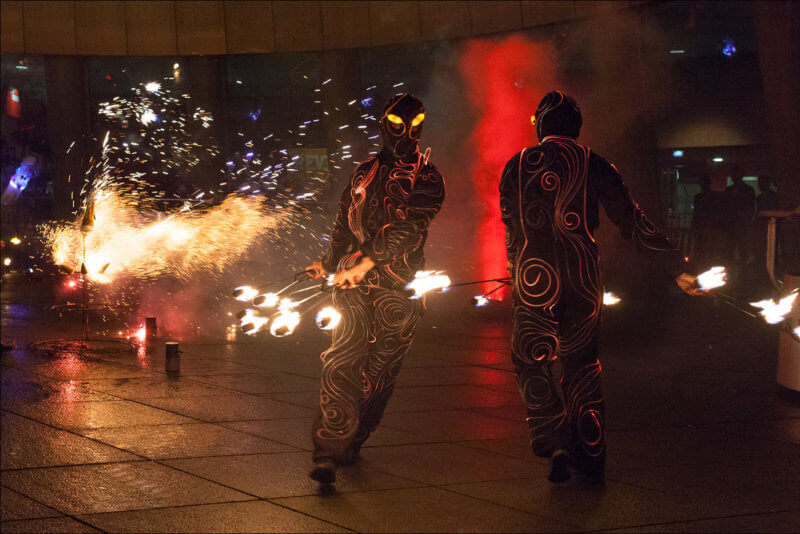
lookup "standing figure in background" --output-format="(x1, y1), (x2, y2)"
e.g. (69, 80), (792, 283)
(724, 169), (756, 267)
(691, 175), (726, 270)
(756, 175), (778, 214)
(499, 91), (701, 484)
(305, 94), (445, 485)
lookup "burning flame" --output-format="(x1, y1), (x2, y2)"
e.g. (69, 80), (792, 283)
(697, 266), (727, 291)
(233, 286), (258, 302)
(750, 292), (798, 325)
(794, 326), (800, 339)
(405, 270), (451, 299)
(603, 292), (621, 305)
(473, 295), (489, 307)
(253, 292), (279, 307)
(315, 307), (341, 330)
(131, 326), (146, 342)
(270, 310), (300, 337)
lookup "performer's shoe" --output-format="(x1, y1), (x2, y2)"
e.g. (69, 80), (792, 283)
(309, 460), (337, 485)
(569, 465), (605, 485)
(547, 449), (571, 483)
(530, 440), (555, 458)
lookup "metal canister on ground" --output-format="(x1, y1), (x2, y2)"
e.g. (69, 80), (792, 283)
(165, 341), (180, 373)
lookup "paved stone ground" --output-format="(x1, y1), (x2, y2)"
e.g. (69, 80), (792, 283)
(1, 273), (799, 533)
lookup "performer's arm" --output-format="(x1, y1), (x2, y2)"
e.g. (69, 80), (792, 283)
(594, 154), (688, 279)
(320, 183), (354, 273)
(499, 153), (523, 276)
(360, 165), (446, 265)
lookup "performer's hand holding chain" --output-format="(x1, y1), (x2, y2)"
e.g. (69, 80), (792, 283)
(306, 260), (327, 279)
(333, 257), (376, 289)
(675, 273), (704, 296)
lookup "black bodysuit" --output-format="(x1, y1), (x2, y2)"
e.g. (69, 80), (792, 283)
(313, 94), (445, 464)
(500, 134), (685, 476)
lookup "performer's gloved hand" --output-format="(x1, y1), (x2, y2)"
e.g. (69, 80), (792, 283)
(306, 260), (327, 279)
(675, 273), (704, 296)
(333, 257), (376, 289)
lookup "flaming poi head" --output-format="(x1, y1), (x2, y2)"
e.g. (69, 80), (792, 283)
(239, 308), (269, 335)
(473, 295), (489, 307)
(405, 270), (451, 299)
(750, 291), (798, 325)
(253, 292), (279, 307)
(697, 266), (727, 291)
(603, 292), (621, 305)
(270, 310), (300, 337)
(233, 286), (259, 301)
(278, 298), (298, 311)
(315, 307), (342, 330)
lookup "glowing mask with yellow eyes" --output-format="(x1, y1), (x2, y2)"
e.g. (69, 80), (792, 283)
(380, 93), (425, 158)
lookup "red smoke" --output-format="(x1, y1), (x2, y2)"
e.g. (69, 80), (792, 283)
(460, 36), (558, 297)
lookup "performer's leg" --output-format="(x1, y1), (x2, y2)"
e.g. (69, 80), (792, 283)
(312, 288), (373, 465)
(351, 289), (425, 454)
(511, 304), (566, 458)
(561, 331), (605, 482)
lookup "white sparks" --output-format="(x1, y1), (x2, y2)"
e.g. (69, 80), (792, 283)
(697, 266), (727, 290)
(140, 109), (157, 126)
(473, 295), (489, 307)
(750, 292), (798, 325)
(603, 292), (621, 305)
(145, 81), (161, 93)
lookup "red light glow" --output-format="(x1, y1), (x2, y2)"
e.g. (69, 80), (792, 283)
(460, 36), (559, 297)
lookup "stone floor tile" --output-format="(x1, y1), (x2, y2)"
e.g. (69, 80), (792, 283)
(360, 442), (547, 485)
(77, 377), (225, 400)
(274, 486), (575, 532)
(1, 412), (138, 469)
(380, 409), (530, 441)
(603, 511), (800, 533)
(143, 394), (313, 422)
(6, 400), (193, 430)
(269, 390), (439, 413)
(445, 478), (728, 531)
(1, 462), (252, 515)
(390, 384), (521, 409)
(0, 487), (61, 521)
(608, 457), (800, 515)
(184, 372), (320, 394)
(81, 423), (298, 459)
(394, 366), (517, 390)
(2, 379), (117, 405)
(78, 500), (349, 533)
(0, 517), (101, 533)
(164, 451), (422, 498)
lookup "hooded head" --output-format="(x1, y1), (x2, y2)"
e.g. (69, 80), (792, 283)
(532, 91), (582, 142)
(381, 93), (425, 158)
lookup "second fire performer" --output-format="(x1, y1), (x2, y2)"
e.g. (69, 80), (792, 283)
(306, 93), (445, 484)
(500, 91), (701, 484)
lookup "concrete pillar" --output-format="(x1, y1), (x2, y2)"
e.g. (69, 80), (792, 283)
(45, 56), (91, 218)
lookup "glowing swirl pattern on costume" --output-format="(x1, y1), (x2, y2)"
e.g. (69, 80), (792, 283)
(500, 133), (683, 476)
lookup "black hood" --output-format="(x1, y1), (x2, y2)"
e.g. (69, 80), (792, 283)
(380, 93), (425, 158)
(533, 91), (582, 141)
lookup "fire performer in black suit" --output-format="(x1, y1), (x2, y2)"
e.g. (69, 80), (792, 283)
(500, 91), (701, 484)
(305, 94), (445, 484)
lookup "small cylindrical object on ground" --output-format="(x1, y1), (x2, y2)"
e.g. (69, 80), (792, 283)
(145, 317), (157, 339)
(165, 341), (180, 373)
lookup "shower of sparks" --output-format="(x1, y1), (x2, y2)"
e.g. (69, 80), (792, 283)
(405, 270), (452, 299)
(131, 326), (146, 342)
(233, 286), (259, 301)
(315, 307), (341, 330)
(145, 81), (161, 93)
(270, 310), (301, 337)
(603, 292), (621, 305)
(750, 291), (798, 325)
(44, 189), (290, 284)
(697, 266), (727, 291)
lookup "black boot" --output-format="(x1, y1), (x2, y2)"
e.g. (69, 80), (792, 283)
(309, 460), (337, 484)
(547, 449), (571, 483)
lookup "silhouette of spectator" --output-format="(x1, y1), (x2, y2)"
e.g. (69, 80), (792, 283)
(756, 175), (778, 213)
(691, 175), (725, 269)
(724, 169), (756, 265)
